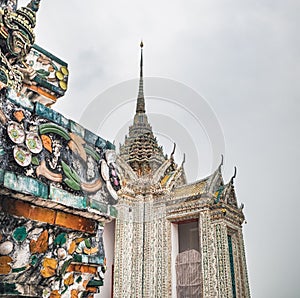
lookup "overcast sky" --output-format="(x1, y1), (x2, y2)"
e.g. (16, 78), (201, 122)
(18, 0), (300, 296)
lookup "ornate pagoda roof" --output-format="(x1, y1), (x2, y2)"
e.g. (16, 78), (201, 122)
(119, 42), (167, 177)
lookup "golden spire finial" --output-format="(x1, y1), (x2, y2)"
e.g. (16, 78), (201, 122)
(140, 40), (144, 48)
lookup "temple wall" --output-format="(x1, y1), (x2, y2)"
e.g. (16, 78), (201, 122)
(0, 87), (120, 297)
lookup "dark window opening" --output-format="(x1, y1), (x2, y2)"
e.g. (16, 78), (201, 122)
(178, 221), (199, 253)
(228, 234), (237, 298)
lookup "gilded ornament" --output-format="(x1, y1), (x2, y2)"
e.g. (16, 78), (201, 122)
(59, 80), (67, 91)
(60, 66), (69, 76)
(55, 71), (64, 81)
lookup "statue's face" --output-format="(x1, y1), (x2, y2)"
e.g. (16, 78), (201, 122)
(8, 30), (31, 59)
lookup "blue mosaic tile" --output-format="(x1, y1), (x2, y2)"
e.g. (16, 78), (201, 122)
(34, 103), (69, 129)
(84, 129), (98, 146)
(96, 137), (106, 149)
(69, 120), (85, 138)
(35, 102), (62, 125)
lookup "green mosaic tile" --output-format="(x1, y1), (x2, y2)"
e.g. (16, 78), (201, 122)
(87, 279), (103, 287)
(60, 115), (69, 129)
(89, 199), (107, 213)
(4, 171), (48, 199)
(0, 283), (21, 295)
(49, 185), (87, 209)
(73, 254), (82, 263)
(0, 147), (6, 156)
(81, 255), (88, 263)
(109, 205), (118, 218)
(13, 226), (27, 242)
(0, 168), (4, 184)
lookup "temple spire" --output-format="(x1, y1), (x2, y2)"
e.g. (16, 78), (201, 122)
(136, 41), (145, 114)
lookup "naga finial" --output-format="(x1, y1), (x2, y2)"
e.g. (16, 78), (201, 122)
(221, 154), (224, 166)
(230, 166), (237, 183)
(171, 143), (176, 159)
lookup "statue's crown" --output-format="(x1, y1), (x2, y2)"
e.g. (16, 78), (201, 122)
(3, 0), (40, 43)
